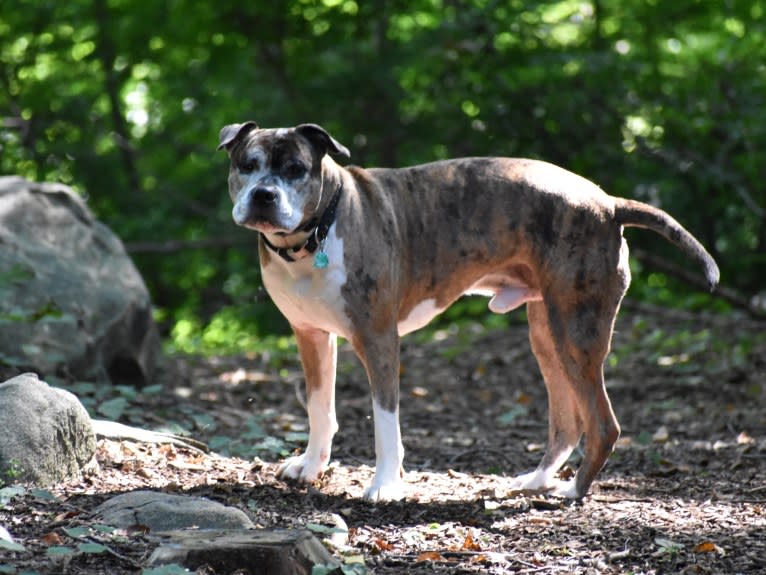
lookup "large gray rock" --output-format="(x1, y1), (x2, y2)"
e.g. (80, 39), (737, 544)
(0, 373), (96, 485)
(93, 491), (255, 532)
(0, 176), (159, 385)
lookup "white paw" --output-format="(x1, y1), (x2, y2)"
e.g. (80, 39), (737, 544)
(363, 478), (406, 502)
(508, 471), (582, 499)
(509, 469), (554, 493)
(548, 478), (580, 499)
(277, 452), (327, 483)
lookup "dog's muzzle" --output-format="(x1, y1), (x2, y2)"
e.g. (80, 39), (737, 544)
(233, 186), (281, 228)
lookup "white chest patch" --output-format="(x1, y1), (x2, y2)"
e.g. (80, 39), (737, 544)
(262, 225), (353, 337)
(398, 298), (444, 336)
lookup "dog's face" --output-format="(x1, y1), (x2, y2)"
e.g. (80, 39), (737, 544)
(218, 123), (349, 235)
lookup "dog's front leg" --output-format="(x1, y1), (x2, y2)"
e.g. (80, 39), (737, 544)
(353, 329), (405, 502)
(278, 326), (338, 483)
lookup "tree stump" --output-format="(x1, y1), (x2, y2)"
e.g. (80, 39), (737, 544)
(148, 528), (340, 575)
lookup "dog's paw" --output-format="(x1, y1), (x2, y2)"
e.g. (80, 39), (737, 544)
(277, 453), (327, 483)
(508, 469), (553, 493)
(363, 479), (406, 503)
(547, 478), (581, 499)
(508, 471), (583, 499)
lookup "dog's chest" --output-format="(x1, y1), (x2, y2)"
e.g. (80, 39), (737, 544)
(261, 227), (353, 337)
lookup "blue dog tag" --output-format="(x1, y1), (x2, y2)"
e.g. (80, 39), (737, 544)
(313, 251), (329, 269)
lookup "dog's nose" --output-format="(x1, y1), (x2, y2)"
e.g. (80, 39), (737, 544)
(253, 187), (277, 206)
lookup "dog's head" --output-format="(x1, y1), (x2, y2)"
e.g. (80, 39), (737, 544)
(217, 122), (349, 235)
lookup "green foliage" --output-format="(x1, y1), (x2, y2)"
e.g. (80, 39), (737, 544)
(2, 0), (763, 350)
(208, 415), (308, 459)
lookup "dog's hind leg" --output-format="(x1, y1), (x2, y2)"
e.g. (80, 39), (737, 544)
(514, 289), (623, 499)
(553, 306), (621, 500)
(510, 300), (584, 493)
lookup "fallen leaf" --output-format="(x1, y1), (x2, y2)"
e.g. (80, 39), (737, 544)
(462, 532), (482, 551)
(694, 541), (725, 555)
(54, 510), (80, 522)
(736, 431), (754, 445)
(372, 538), (393, 552)
(126, 524), (150, 536)
(416, 551), (446, 562)
(558, 465), (576, 480)
(41, 532), (64, 545)
(473, 363), (487, 378)
(516, 392), (533, 405)
(136, 467), (152, 479)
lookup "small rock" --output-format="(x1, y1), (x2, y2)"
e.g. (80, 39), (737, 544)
(93, 490), (254, 532)
(652, 426), (670, 443)
(0, 373), (96, 485)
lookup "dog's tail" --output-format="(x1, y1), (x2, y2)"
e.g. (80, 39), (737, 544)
(614, 198), (720, 292)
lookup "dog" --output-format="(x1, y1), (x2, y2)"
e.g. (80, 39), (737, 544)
(218, 122), (719, 502)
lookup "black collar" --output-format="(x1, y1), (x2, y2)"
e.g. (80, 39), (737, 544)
(261, 182), (343, 263)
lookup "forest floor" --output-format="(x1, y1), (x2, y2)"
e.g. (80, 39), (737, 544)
(2, 301), (765, 574)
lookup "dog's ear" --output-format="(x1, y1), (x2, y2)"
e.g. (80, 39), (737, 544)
(295, 123), (350, 159)
(217, 121), (258, 152)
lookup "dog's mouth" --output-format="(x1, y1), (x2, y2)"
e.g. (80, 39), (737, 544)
(247, 220), (289, 234)
(234, 215), (291, 235)
(232, 199), (294, 234)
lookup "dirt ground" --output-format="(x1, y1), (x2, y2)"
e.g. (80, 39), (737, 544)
(2, 301), (765, 574)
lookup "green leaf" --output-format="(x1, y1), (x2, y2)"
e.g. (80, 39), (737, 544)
(253, 436), (290, 457)
(63, 526), (89, 539)
(0, 485), (26, 505)
(285, 431), (310, 443)
(29, 489), (57, 501)
(208, 436), (231, 453)
(97, 397), (128, 420)
(0, 539), (25, 552)
(636, 431), (653, 446)
(77, 542), (109, 554)
(496, 405), (527, 426)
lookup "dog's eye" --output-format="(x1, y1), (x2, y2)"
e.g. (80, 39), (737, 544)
(239, 158), (259, 174)
(283, 161), (307, 180)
